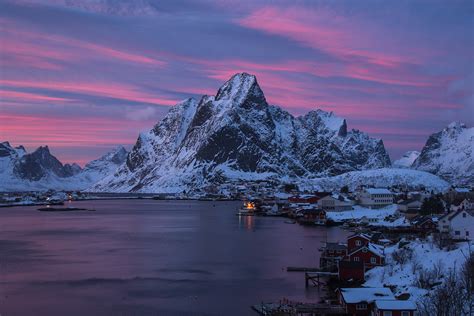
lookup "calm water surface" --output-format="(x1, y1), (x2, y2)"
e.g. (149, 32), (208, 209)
(0, 200), (348, 315)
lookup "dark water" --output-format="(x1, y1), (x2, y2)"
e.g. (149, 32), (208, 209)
(0, 200), (348, 316)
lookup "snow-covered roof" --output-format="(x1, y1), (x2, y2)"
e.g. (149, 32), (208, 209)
(374, 300), (417, 310)
(454, 187), (470, 193)
(368, 243), (385, 257)
(366, 188), (392, 195)
(348, 232), (371, 241)
(339, 287), (394, 304)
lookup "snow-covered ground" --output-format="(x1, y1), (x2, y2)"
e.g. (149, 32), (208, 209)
(303, 168), (450, 192)
(364, 238), (473, 303)
(326, 205), (398, 222)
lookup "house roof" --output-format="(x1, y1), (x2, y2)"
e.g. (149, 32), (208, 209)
(398, 199), (421, 205)
(374, 300), (417, 310)
(339, 287), (394, 304)
(411, 215), (434, 225)
(454, 187), (470, 193)
(348, 243), (385, 258)
(366, 188), (392, 195)
(348, 232), (372, 241)
(439, 209), (473, 221)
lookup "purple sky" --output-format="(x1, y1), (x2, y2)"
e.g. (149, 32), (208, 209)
(1, 0), (473, 165)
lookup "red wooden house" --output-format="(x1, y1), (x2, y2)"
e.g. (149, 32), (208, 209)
(347, 233), (371, 252)
(338, 287), (395, 316)
(338, 260), (365, 282)
(346, 243), (385, 269)
(288, 194), (320, 204)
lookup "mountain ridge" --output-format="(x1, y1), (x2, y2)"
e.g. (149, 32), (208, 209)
(91, 73), (392, 193)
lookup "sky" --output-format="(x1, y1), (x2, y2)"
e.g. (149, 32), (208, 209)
(1, 0), (473, 166)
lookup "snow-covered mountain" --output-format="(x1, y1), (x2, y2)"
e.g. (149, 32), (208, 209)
(80, 146), (128, 184)
(412, 122), (473, 186)
(301, 168), (450, 193)
(91, 73), (391, 193)
(0, 143), (127, 192)
(392, 151), (420, 168)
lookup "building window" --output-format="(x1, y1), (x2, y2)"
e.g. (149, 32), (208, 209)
(466, 231), (470, 236)
(356, 240), (361, 246)
(371, 257), (377, 264)
(401, 312), (410, 316)
(356, 303), (367, 310)
(383, 312), (393, 316)
(362, 248), (368, 253)
(455, 231), (460, 235)
(354, 256), (360, 262)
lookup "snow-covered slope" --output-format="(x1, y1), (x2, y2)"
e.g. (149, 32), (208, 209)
(364, 238), (473, 304)
(0, 143), (127, 192)
(302, 168), (450, 192)
(80, 146), (128, 184)
(393, 151), (420, 168)
(91, 73), (392, 193)
(412, 122), (474, 186)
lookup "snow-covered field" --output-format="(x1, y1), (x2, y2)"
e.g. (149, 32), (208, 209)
(326, 205), (398, 222)
(364, 238), (473, 303)
(303, 168), (450, 192)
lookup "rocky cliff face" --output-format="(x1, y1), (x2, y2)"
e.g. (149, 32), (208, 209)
(91, 73), (391, 193)
(412, 122), (473, 186)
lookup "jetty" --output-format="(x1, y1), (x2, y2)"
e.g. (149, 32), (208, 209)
(252, 301), (346, 315)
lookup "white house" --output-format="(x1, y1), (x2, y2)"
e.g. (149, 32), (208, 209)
(318, 194), (354, 211)
(438, 209), (474, 240)
(358, 188), (394, 209)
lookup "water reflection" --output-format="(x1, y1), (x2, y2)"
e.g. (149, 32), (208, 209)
(0, 200), (349, 316)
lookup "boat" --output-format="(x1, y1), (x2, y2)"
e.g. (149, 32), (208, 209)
(284, 220), (296, 224)
(236, 201), (257, 216)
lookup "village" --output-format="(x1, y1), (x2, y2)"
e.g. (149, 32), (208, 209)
(237, 185), (474, 316)
(1, 184), (473, 315)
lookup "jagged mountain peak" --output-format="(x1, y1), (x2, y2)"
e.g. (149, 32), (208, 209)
(412, 122), (473, 185)
(215, 72), (266, 108)
(300, 109), (347, 137)
(91, 73), (392, 193)
(446, 121), (466, 130)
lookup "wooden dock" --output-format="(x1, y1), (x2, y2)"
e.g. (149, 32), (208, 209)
(305, 271), (338, 287)
(252, 302), (346, 315)
(286, 267), (323, 272)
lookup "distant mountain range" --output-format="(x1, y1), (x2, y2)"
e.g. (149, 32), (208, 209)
(1, 73), (472, 192)
(0, 142), (127, 192)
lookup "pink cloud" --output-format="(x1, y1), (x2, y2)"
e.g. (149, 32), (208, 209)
(1, 19), (167, 69)
(0, 79), (178, 106)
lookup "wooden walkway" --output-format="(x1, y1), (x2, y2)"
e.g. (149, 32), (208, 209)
(252, 302), (346, 315)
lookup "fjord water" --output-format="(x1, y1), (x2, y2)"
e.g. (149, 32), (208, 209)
(0, 200), (347, 315)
